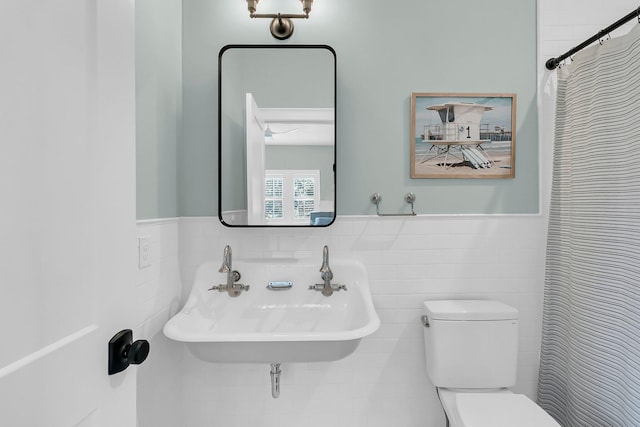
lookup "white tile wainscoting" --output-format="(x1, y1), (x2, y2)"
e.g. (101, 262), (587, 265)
(137, 214), (546, 427)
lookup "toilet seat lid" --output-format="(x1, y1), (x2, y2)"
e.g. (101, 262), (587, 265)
(455, 393), (561, 427)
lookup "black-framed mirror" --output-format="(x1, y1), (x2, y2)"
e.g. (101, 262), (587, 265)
(218, 45), (336, 227)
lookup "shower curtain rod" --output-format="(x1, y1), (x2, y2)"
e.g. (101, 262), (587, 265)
(545, 6), (640, 70)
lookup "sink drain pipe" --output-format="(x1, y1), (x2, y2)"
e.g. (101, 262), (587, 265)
(270, 363), (281, 398)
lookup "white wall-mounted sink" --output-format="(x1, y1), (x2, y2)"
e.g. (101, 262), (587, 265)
(163, 257), (380, 363)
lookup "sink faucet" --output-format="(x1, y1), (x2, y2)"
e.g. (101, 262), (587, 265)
(209, 245), (250, 297)
(320, 244), (333, 284)
(309, 245), (346, 297)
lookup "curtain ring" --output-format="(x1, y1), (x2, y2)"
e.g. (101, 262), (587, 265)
(598, 30), (609, 45)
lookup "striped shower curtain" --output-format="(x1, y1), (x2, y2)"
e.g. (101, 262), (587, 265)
(537, 25), (640, 426)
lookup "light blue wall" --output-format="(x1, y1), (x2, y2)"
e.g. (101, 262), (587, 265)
(219, 53), (246, 212)
(136, 0), (182, 219)
(179, 0), (538, 216)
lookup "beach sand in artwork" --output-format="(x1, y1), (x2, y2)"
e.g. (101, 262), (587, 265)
(413, 150), (513, 178)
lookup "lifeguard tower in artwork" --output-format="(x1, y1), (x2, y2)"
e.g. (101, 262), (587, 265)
(421, 102), (494, 169)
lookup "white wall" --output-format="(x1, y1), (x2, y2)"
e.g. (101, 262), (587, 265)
(136, 1), (640, 426)
(137, 215), (548, 427)
(176, 216), (547, 427)
(135, 219), (183, 426)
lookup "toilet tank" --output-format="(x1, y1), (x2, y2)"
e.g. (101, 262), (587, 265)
(422, 300), (519, 389)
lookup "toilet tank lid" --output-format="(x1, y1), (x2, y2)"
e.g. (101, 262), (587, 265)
(422, 300), (518, 321)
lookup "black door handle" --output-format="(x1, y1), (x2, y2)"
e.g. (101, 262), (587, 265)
(108, 329), (150, 375)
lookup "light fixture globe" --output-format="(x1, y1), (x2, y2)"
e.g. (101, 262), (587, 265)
(300, 0), (314, 15)
(247, 0), (260, 16)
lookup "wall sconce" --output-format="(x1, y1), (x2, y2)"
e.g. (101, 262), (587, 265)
(246, 0), (314, 40)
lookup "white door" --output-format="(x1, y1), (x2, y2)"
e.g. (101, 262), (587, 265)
(0, 1), (138, 426)
(246, 93), (266, 225)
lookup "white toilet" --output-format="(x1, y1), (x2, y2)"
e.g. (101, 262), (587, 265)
(422, 300), (560, 427)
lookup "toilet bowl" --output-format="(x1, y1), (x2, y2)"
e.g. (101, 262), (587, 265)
(422, 300), (560, 427)
(437, 389), (560, 427)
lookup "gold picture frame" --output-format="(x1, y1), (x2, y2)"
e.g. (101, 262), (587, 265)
(411, 92), (516, 179)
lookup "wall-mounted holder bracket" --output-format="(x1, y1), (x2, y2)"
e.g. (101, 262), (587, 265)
(108, 329), (150, 375)
(371, 193), (417, 217)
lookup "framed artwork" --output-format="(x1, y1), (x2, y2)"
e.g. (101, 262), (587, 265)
(410, 93), (516, 179)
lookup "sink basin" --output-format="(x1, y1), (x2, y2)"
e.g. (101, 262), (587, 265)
(163, 257), (380, 363)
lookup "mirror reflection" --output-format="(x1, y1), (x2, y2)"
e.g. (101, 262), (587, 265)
(219, 45), (336, 227)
